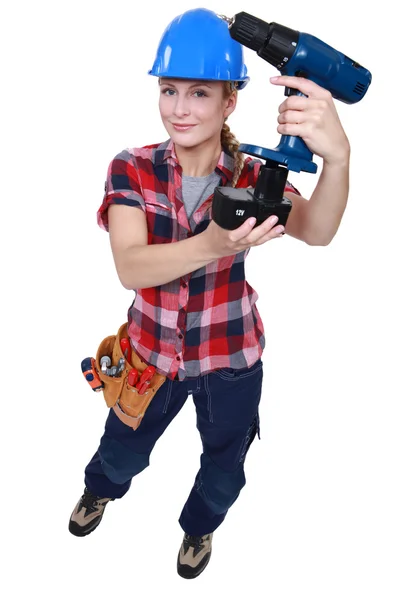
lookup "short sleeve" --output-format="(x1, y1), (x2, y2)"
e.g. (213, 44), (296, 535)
(247, 159), (302, 196)
(97, 149), (146, 232)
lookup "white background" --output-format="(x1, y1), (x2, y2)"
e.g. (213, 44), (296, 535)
(1, 0), (399, 598)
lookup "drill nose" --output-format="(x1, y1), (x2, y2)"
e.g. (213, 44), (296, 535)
(217, 14), (234, 27)
(228, 12), (271, 51)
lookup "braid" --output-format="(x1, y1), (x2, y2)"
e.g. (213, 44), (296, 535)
(221, 123), (245, 187)
(221, 82), (245, 187)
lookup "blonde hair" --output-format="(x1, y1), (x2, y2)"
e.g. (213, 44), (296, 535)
(221, 82), (245, 188)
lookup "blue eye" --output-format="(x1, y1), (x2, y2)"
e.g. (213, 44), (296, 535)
(160, 88), (207, 97)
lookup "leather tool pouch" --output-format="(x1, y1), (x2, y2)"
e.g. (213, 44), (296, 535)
(95, 323), (166, 430)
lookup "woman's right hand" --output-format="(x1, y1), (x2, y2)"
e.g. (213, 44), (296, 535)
(202, 215), (285, 259)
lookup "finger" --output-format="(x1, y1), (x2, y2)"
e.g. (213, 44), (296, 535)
(278, 96), (310, 113)
(229, 216), (258, 242)
(254, 226), (285, 246)
(277, 123), (305, 136)
(270, 75), (330, 99)
(243, 215), (281, 245)
(280, 97), (331, 114)
(278, 110), (307, 125)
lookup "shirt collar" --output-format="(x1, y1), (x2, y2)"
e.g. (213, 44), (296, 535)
(154, 139), (235, 184)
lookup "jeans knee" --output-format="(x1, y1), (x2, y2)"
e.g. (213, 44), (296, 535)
(198, 454), (246, 514)
(99, 436), (150, 485)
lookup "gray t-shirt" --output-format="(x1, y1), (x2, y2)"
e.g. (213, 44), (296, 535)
(182, 171), (221, 219)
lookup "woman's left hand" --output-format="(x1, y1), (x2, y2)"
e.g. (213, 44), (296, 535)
(270, 75), (350, 166)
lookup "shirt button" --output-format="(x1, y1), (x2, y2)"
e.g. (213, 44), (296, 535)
(176, 356), (181, 361)
(181, 282), (187, 288)
(178, 334), (183, 339)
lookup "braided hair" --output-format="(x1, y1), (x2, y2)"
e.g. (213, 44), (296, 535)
(221, 82), (245, 187)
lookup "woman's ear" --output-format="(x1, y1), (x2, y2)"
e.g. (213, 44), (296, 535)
(223, 92), (237, 119)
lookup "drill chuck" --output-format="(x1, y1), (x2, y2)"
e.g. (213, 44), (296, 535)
(229, 12), (298, 69)
(229, 11), (270, 51)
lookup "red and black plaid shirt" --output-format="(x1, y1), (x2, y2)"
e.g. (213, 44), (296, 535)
(97, 139), (300, 381)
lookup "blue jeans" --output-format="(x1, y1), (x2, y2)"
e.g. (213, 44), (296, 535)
(84, 358), (263, 536)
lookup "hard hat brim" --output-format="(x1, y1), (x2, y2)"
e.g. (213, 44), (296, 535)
(149, 71), (250, 90)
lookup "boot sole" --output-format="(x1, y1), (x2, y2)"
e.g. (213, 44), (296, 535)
(177, 550), (212, 579)
(68, 515), (102, 537)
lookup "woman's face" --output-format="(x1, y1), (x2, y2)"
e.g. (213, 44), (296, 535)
(159, 78), (236, 149)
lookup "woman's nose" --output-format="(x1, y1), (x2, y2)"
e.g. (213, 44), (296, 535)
(173, 95), (190, 117)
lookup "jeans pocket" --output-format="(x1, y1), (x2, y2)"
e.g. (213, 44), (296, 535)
(214, 358), (263, 381)
(239, 413), (260, 462)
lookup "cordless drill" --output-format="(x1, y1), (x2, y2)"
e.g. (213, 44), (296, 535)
(212, 12), (372, 230)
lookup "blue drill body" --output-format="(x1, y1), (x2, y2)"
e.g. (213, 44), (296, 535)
(281, 33), (371, 104)
(229, 14), (372, 172)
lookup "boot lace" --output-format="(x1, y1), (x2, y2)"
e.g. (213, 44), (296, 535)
(81, 488), (102, 509)
(185, 534), (204, 548)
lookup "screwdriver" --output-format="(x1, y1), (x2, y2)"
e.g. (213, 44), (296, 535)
(120, 338), (132, 363)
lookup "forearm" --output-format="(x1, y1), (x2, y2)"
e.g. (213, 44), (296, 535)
(120, 232), (215, 289)
(306, 154), (350, 245)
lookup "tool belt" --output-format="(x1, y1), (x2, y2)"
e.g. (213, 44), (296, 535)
(95, 323), (166, 430)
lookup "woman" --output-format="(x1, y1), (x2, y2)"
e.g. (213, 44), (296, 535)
(69, 8), (350, 579)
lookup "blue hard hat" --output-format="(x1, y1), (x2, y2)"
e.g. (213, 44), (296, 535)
(148, 8), (249, 89)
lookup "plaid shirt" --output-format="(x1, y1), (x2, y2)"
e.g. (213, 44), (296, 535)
(97, 139), (300, 381)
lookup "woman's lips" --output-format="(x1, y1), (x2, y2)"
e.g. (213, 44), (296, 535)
(171, 124), (196, 132)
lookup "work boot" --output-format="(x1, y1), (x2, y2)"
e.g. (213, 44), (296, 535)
(68, 487), (114, 537)
(177, 533), (213, 579)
